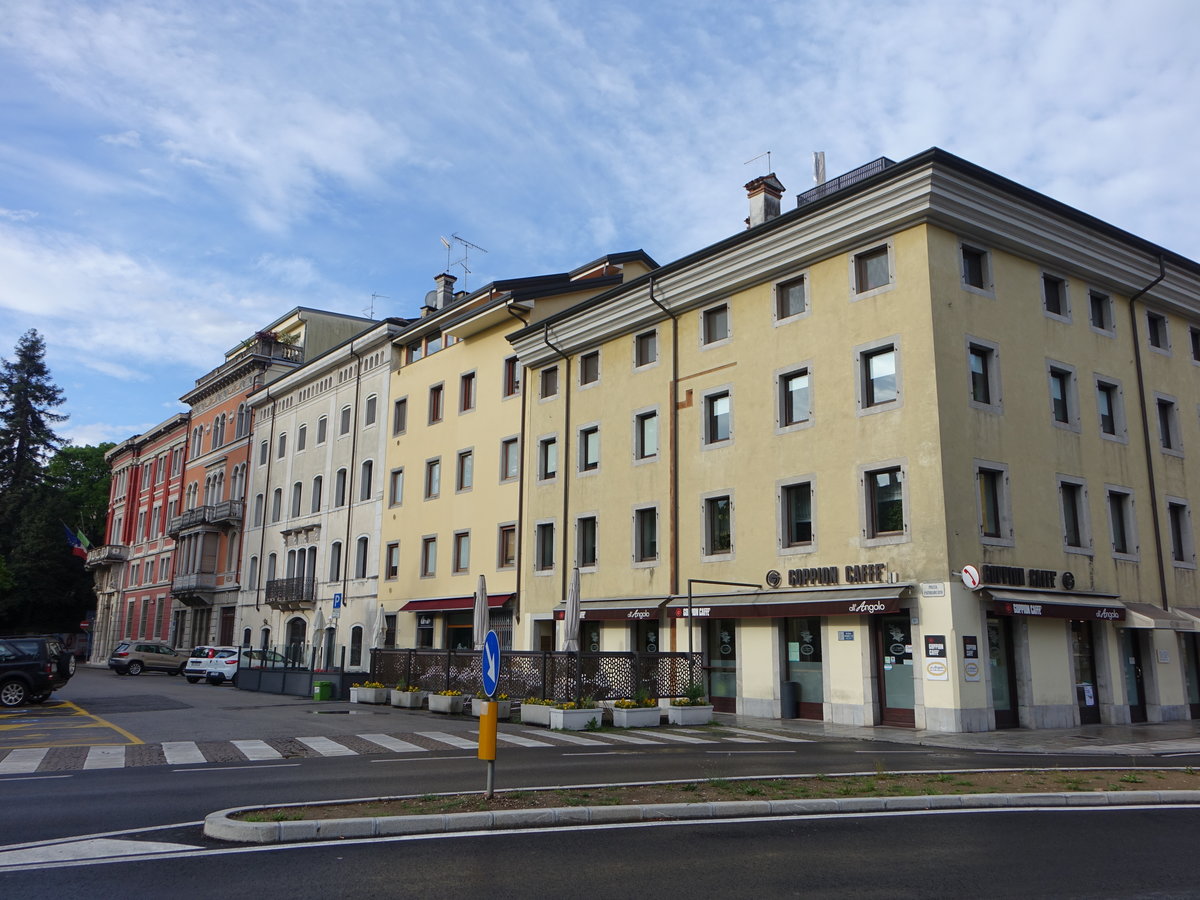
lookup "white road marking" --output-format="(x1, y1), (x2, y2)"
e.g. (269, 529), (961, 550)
(296, 736), (356, 757)
(0, 838), (199, 867)
(417, 731), (478, 750)
(0, 748), (48, 774)
(491, 731), (555, 748)
(83, 746), (126, 769)
(722, 728), (813, 743)
(638, 730), (716, 744)
(232, 740), (283, 760)
(592, 731), (661, 745)
(161, 742), (206, 765)
(358, 733), (426, 753)
(724, 737), (769, 743)
(534, 731), (608, 746)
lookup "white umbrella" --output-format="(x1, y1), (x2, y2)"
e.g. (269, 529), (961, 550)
(473, 574), (489, 650)
(311, 607), (325, 668)
(371, 603), (386, 650)
(563, 566), (581, 652)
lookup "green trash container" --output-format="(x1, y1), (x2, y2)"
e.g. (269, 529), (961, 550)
(312, 681), (333, 701)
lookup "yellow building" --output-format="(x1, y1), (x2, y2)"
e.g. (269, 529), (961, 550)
(508, 150), (1200, 732)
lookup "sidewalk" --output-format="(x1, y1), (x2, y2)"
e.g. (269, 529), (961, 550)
(716, 712), (1200, 756)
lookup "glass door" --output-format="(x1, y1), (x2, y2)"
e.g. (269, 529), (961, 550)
(785, 617), (824, 720)
(987, 616), (1019, 728)
(1071, 620), (1101, 724)
(876, 613), (915, 727)
(1121, 628), (1147, 723)
(706, 619), (738, 713)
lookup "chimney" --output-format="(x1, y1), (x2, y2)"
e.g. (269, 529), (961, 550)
(434, 272), (457, 309)
(744, 173), (786, 229)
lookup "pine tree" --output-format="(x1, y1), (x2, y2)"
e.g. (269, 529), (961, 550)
(0, 329), (66, 513)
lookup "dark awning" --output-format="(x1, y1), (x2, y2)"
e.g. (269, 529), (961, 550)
(399, 593), (513, 613)
(665, 585), (908, 620)
(1123, 602), (1197, 631)
(988, 591), (1124, 622)
(552, 597), (670, 621)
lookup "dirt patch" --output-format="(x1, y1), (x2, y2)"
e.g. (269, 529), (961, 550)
(235, 767), (1200, 822)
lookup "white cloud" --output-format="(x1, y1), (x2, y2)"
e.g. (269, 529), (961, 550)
(0, 208), (37, 221)
(60, 421), (154, 448)
(100, 130), (141, 148)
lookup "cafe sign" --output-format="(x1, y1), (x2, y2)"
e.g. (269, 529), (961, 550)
(765, 562), (888, 589)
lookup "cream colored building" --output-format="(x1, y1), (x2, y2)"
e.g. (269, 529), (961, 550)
(508, 150), (1200, 732)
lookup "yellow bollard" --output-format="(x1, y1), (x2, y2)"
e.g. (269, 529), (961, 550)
(478, 700), (498, 798)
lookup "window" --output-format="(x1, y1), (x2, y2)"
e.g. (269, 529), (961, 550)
(1058, 477), (1090, 552)
(277, 433), (287, 459)
(961, 244), (989, 291)
(325, 542), (341, 581)
(500, 438), (519, 482)
(355, 536), (369, 579)
(290, 482), (302, 517)
(704, 495), (732, 556)
(334, 468), (347, 507)
(1048, 363), (1078, 429)
(576, 516), (597, 568)
(781, 482), (813, 548)
(1147, 311), (1170, 351)
(1168, 500), (1194, 565)
(703, 391), (731, 444)
(460, 372), (476, 412)
(385, 542), (399, 579)
(635, 411), (658, 460)
(976, 463), (1011, 544)
(965, 339), (1001, 411)
(339, 405), (351, 435)
(360, 460), (373, 500)
(1156, 396), (1181, 453)
(424, 458), (441, 500)
(1106, 488), (1136, 558)
(428, 384), (444, 423)
(854, 245), (891, 294)
(776, 274), (807, 320)
(296, 424), (307, 452)
(1089, 291), (1114, 333)
(497, 524), (517, 569)
(779, 369), (810, 427)
(270, 488), (282, 523)
(502, 356), (520, 397)
(1042, 274), (1068, 318)
(247, 555), (259, 587)
(316, 416), (327, 444)
(392, 399), (407, 435)
(1096, 379), (1124, 438)
(453, 531), (470, 574)
(579, 425), (600, 471)
(258, 440), (268, 466)
(406, 340), (423, 364)
(535, 522), (555, 571)
(538, 437), (558, 481)
(1191, 326), (1200, 363)
(539, 366), (558, 399)
(364, 394), (377, 426)
(635, 330), (658, 368)
(252, 494), (263, 527)
(311, 475), (323, 513)
(579, 351), (600, 386)
(456, 449), (473, 492)
(701, 303), (729, 345)
(235, 404), (248, 438)
(634, 507), (658, 563)
(865, 467), (904, 539)
(860, 343), (899, 409)
(389, 468), (404, 506)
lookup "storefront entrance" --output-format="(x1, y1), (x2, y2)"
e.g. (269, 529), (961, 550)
(1184, 634), (1200, 719)
(875, 612), (915, 727)
(1071, 620), (1101, 725)
(784, 617), (823, 720)
(634, 619), (660, 654)
(987, 615), (1019, 729)
(1120, 628), (1147, 723)
(706, 619), (738, 713)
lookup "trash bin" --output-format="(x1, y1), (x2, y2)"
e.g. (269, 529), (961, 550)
(312, 681), (333, 701)
(780, 681), (801, 719)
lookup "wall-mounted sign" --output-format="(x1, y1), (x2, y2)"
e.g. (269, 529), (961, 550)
(962, 635), (979, 659)
(963, 660), (981, 682)
(765, 563), (888, 589)
(961, 565), (981, 590)
(920, 582), (946, 598)
(994, 600), (1124, 621)
(838, 631), (855, 641)
(924, 635), (947, 658)
(925, 660), (949, 681)
(980, 565), (1074, 590)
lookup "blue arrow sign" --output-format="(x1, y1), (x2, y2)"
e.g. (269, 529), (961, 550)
(482, 630), (501, 698)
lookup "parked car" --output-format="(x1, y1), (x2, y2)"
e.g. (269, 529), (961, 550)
(183, 646), (233, 683)
(107, 641), (187, 676)
(204, 648), (292, 685)
(0, 635), (75, 707)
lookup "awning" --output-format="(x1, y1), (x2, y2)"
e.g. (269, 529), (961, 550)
(1175, 608), (1200, 630)
(399, 593), (513, 613)
(988, 591), (1124, 622)
(665, 585), (908, 620)
(553, 597), (669, 621)
(1124, 603), (1199, 631)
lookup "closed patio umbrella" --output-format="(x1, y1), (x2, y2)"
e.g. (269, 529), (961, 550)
(563, 566), (581, 652)
(311, 607), (325, 668)
(372, 603), (387, 650)
(473, 575), (488, 649)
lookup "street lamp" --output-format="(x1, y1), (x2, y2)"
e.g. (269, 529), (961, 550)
(684, 578), (761, 689)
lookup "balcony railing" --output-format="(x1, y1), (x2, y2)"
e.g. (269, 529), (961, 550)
(264, 577), (317, 611)
(167, 500), (246, 536)
(192, 337), (304, 391)
(171, 572), (219, 606)
(210, 500), (245, 525)
(85, 545), (129, 569)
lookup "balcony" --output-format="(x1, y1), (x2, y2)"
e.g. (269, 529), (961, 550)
(190, 336), (304, 394)
(167, 500), (246, 537)
(85, 545), (129, 569)
(265, 577), (317, 611)
(171, 572), (219, 607)
(211, 500), (245, 526)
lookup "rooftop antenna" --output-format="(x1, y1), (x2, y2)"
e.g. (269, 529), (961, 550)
(813, 151), (826, 185)
(744, 150), (772, 174)
(438, 233), (488, 292)
(364, 293), (388, 319)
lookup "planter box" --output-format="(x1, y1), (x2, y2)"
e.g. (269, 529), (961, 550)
(550, 706), (603, 731)
(612, 706), (661, 728)
(471, 699), (512, 719)
(667, 704), (714, 725)
(350, 687), (388, 705)
(428, 693), (465, 714)
(520, 703), (552, 727)
(390, 690), (427, 709)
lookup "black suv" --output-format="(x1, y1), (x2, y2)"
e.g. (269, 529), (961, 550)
(0, 635), (75, 707)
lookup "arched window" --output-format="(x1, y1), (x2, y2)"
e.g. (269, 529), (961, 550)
(290, 481), (302, 517)
(266, 552), (277, 581)
(311, 475), (323, 512)
(271, 488), (282, 522)
(247, 555), (258, 586)
(364, 395), (377, 427)
(350, 625), (364, 667)
(328, 541), (342, 581)
(241, 627), (251, 647)
(235, 403), (249, 438)
(253, 493), (264, 526)
(360, 460), (373, 501)
(334, 468), (347, 507)
(355, 536), (369, 579)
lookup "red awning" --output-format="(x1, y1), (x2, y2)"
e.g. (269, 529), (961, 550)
(399, 593), (513, 613)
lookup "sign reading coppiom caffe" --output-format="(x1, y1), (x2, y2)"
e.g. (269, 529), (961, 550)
(765, 563), (889, 589)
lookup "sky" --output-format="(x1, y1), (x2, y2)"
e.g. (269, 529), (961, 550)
(2, 0), (1199, 448)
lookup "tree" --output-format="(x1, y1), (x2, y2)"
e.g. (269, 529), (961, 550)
(0, 329), (66, 515)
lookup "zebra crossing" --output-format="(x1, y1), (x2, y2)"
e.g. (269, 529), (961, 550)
(0, 726), (808, 774)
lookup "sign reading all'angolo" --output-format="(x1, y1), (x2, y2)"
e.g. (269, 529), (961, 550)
(961, 564), (981, 591)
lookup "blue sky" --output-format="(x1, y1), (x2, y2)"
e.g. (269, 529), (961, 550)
(2, 0), (1199, 447)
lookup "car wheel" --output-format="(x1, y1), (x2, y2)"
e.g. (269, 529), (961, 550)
(172, 664), (185, 676)
(126, 661), (144, 675)
(0, 679), (28, 707)
(186, 676), (201, 684)
(28, 692), (51, 704)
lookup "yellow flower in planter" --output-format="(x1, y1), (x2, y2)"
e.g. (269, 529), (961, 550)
(352, 681), (385, 689)
(435, 689), (463, 696)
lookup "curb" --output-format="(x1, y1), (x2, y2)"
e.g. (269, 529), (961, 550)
(205, 789), (1200, 843)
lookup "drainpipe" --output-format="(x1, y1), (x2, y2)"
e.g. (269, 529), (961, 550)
(648, 276), (680, 598)
(1126, 255), (1169, 609)
(542, 326), (572, 615)
(506, 302), (531, 629)
(254, 388), (277, 613)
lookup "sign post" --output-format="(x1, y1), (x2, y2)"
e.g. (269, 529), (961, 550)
(479, 630), (501, 798)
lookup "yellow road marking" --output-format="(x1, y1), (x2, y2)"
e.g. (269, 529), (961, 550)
(0, 700), (143, 750)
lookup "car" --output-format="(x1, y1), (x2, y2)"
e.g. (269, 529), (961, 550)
(0, 635), (75, 707)
(203, 648), (244, 684)
(107, 641), (188, 676)
(183, 646), (234, 683)
(203, 648), (292, 685)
